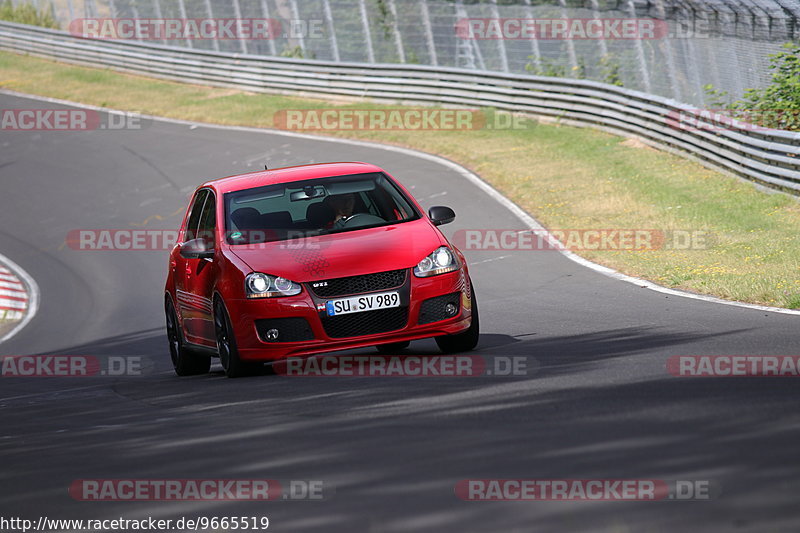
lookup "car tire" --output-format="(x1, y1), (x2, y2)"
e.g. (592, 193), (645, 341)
(214, 298), (261, 378)
(165, 297), (211, 376)
(435, 286), (480, 354)
(375, 341), (410, 354)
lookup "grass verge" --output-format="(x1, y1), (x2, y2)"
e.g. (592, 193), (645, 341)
(1, 51), (799, 308)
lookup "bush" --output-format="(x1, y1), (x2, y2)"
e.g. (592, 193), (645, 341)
(0, 0), (59, 29)
(704, 43), (800, 131)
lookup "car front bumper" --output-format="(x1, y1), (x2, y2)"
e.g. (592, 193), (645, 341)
(225, 268), (474, 361)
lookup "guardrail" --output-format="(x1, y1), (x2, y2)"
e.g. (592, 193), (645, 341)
(2, 21), (799, 194)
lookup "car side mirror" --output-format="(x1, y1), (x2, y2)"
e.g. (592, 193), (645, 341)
(428, 205), (456, 226)
(180, 238), (214, 259)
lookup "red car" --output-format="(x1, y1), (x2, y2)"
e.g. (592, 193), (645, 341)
(164, 162), (479, 377)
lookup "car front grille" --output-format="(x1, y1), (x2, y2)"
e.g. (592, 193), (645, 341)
(308, 269), (407, 298)
(321, 307), (409, 338)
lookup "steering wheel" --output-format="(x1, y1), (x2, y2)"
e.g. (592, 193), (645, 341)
(340, 213), (385, 228)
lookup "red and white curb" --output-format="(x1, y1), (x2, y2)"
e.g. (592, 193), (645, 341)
(0, 266), (27, 319)
(0, 252), (39, 343)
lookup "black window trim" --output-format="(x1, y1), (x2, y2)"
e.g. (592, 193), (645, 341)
(184, 187), (217, 244)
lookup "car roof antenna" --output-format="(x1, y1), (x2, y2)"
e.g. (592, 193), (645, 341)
(264, 163), (269, 170)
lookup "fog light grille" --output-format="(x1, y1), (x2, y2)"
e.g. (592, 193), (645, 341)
(418, 292), (461, 325)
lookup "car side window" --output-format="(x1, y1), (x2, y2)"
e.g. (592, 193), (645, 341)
(197, 192), (217, 249)
(184, 189), (208, 242)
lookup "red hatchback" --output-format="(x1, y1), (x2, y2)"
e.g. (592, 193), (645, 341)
(165, 162), (479, 377)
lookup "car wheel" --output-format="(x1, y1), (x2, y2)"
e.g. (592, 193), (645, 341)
(375, 341), (410, 354)
(435, 286), (480, 354)
(214, 298), (261, 378)
(165, 297), (211, 376)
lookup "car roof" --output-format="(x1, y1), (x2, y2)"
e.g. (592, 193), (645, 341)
(200, 162), (385, 194)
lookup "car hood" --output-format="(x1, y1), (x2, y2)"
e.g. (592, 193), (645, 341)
(229, 219), (446, 282)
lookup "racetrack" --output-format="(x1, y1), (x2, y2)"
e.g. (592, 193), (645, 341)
(1, 91), (798, 532)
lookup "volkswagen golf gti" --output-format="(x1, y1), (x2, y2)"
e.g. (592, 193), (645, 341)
(165, 162), (479, 377)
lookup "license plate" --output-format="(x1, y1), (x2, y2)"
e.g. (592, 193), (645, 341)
(325, 291), (400, 317)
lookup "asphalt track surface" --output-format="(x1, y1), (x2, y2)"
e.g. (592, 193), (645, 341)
(0, 92), (798, 533)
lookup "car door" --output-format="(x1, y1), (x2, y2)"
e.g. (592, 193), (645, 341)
(182, 190), (219, 345)
(174, 189), (213, 346)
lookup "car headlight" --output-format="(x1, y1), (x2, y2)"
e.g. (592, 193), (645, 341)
(413, 246), (460, 277)
(245, 272), (302, 298)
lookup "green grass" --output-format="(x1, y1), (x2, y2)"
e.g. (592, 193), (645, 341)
(1, 50), (799, 308)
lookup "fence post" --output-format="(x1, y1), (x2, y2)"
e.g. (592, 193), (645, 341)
(358, 0), (375, 63)
(387, 0), (405, 63)
(654, 0), (681, 101)
(322, 0), (339, 61)
(523, 0), (541, 73)
(589, 0), (608, 57)
(232, 0), (248, 54)
(151, 0), (166, 45)
(420, 0), (437, 66)
(489, 0), (508, 72)
(176, 0), (192, 49)
(288, 0), (306, 56)
(557, 0), (578, 75)
(204, 0), (220, 51)
(258, 0), (277, 56)
(626, 0), (651, 92)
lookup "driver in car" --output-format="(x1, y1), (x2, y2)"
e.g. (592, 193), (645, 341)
(327, 193), (357, 229)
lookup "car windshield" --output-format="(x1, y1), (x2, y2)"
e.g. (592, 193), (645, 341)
(223, 172), (420, 244)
